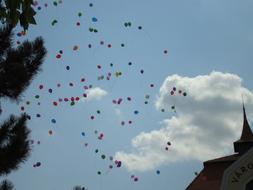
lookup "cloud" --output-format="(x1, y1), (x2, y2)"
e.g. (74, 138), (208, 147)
(115, 71), (253, 172)
(81, 87), (107, 101)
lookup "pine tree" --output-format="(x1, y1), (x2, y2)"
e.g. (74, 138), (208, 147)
(0, 24), (46, 189)
(0, 179), (14, 190)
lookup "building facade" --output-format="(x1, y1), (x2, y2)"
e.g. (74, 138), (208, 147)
(186, 105), (253, 190)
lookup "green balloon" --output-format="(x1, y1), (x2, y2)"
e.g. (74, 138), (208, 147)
(101, 154), (106, 159)
(70, 101), (75, 106)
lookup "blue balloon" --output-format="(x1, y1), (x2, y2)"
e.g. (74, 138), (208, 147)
(51, 119), (56, 123)
(134, 110), (139, 114)
(156, 170), (160, 174)
(81, 132), (85, 136)
(92, 17), (98, 22)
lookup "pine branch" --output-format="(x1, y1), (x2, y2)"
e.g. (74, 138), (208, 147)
(0, 180), (14, 190)
(0, 114), (31, 176)
(0, 25), (47, 100)
(0, 25), (13, 61)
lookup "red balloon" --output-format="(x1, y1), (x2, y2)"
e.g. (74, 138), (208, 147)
(56, 54), (61, 59)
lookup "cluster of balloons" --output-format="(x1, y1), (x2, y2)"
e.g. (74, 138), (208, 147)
(33, 162), (41, 168)
(165, 141), (171, 151)
(89, 27), (98, 33)
(130, 175), (139, 182)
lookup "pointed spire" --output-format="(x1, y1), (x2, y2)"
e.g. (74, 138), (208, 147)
(240, 103), (253, 141)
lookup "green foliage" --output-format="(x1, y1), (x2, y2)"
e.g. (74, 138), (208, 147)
(0, 0), (36, 30)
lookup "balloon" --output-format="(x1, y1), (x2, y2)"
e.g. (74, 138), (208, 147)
(116, 161), (122, 167)
(178, 90), (182, 94)
(90, 115), (95, 120)
(53, 101), (58, 106)
(20, 106), (25, 111)
(89, 3), (93, 7)
(173, 87), (176, 91)
(121, 43), (125, 47)
(170, 91), (174, 95)
(73, 45), (79, 51)
(76, 22), (80, 26)
(109, 165), (113, 169)
(92, 17), (98, 22)
(150, 84), (154, 87)
(78, 12), (82, 17)
(167, 142), (171, 146)
(56, 54), (61, 59)
(127, 97), (131, 101)
(97, 171), (101, 175)
(48, 88), (53, 93)
(81, 132), (85, 136)
(128, 62), (132, 66)
(108, 44), (112, 48)
(39, 85), (43, 90)
(183, 92), (187, 96)
(164, 50), (168, 54)
(101, 154), (106, 159)
(128, 120), (132, 124)
(36, 162), (41, 167)
(66, 66), (70, 70)
(70, 101), (75, 106)
(171, 106), (175, 110)
(156, 170), (160, 175)
(97, 110), (101, 114)
(88, 44), (92, 48)
(138, 26), (142, 30)
(161, 108), (165, 112)
(59, 50), (63, 54)
(48, 130), (53, 135)
(140, 69), (144, 74)
(144, 101), (148, 104)
(36, 114), (41, 117)
(51, 19), (58, 26)
(134, 177), (138, 182)
(95, 149), (99, 153)
(134, 110), (139, 114)
(100, 41), (104, 45)
(51, 119), (56, 123)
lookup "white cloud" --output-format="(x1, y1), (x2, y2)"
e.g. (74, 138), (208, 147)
(115, 71), (253, 172)
(81, 87), (107, 101)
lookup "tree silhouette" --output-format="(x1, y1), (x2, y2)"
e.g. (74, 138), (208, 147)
(0, 0), (37, 30)
(0, 24), (46, 189)
(0, 180), (14, 190)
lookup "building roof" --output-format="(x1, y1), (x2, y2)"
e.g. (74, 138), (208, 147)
(187, 104), (253, 190)
(238, 104), (253, 141)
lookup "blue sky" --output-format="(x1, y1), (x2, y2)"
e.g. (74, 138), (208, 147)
(1, 0), (253, 189)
